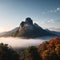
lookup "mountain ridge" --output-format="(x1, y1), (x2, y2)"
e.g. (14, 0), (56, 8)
(0, 17), (59, 38)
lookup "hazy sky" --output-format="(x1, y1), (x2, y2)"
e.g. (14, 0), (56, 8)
(0, 0), (60, 32)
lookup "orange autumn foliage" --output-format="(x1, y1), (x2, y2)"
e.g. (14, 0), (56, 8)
(37, 37), (60, 60)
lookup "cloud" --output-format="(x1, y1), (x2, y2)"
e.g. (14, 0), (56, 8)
(41, 7), (60, 14)
(49, 7), (60, 13)
(47, 19), (55, 23)
(56, 8), (60, 11)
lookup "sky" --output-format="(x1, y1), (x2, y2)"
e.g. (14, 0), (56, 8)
(0, 0), (60, 32)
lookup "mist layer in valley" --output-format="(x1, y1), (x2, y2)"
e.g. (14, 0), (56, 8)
(0, 36), (56, 48)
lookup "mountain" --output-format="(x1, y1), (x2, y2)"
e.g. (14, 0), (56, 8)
(50, 31), (60, 37)
(0, 17), (57, 38)
(0, 27), (18, 37)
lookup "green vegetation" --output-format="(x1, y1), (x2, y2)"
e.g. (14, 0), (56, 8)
(0, 43), (19, 60)
(0, 37), (60, 60)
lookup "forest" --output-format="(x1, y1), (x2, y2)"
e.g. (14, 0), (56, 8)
(0, 37), (60, 60)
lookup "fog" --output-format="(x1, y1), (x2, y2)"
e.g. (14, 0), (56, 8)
(0, 36), (55, 48)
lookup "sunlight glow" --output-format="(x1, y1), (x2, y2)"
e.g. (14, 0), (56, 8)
(0, 26), (15, 33)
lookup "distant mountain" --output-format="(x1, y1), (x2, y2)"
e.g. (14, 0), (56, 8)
(0, 27), (18, 37)
(0, 17), (58, 38)
(50, 31), (60, 37)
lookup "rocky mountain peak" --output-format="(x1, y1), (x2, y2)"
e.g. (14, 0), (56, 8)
(20, 17), (33, 28)
(20, 21), (25, 27)
(25, 17), (33, 25)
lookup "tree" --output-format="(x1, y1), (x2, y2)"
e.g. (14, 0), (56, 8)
(37, 37), (60, 60)
(20, 46), (41, 60)
(0, 43), (19, 60)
